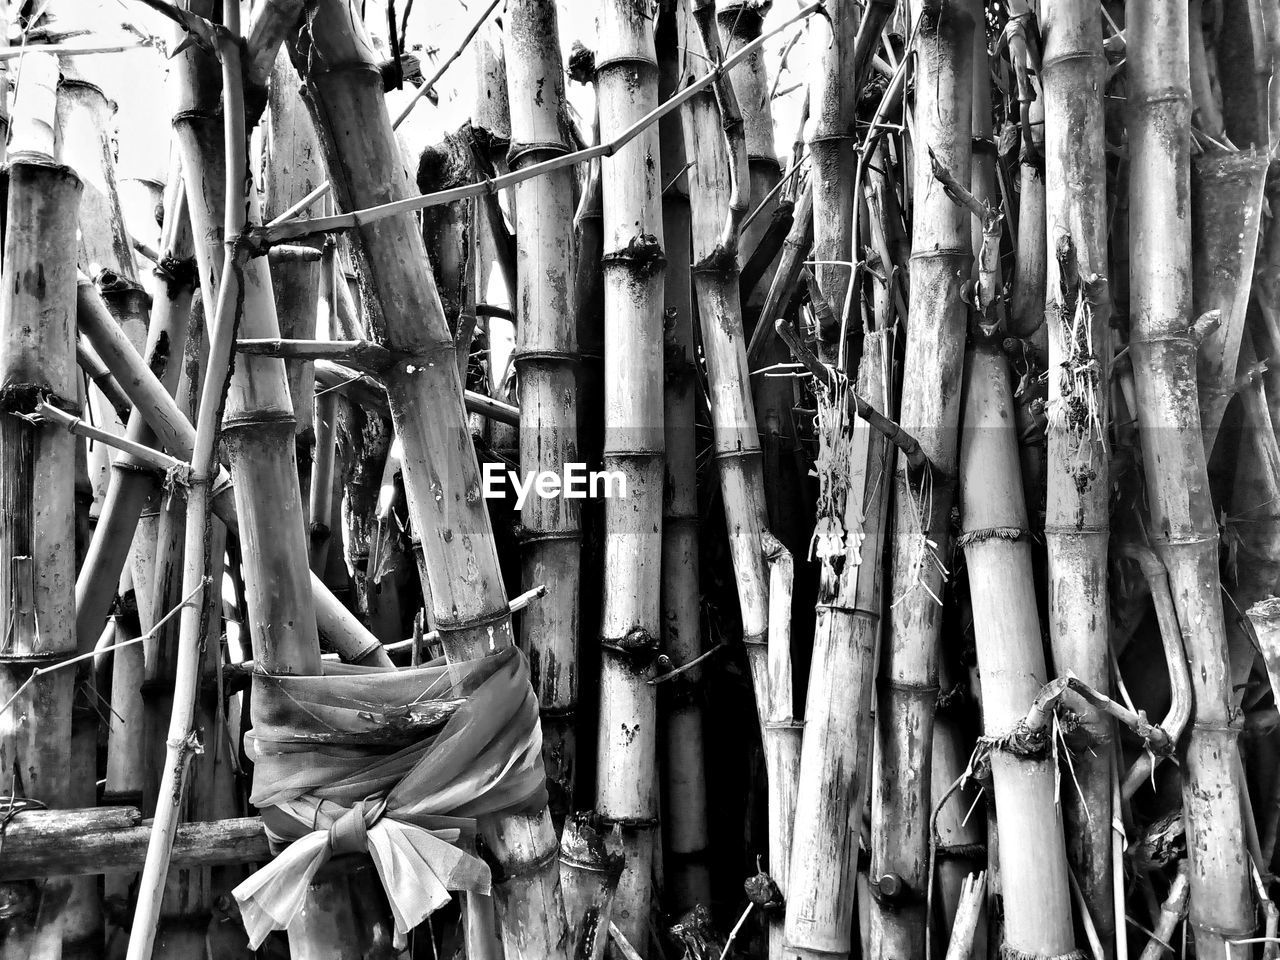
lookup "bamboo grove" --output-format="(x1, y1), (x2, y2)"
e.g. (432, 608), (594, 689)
(6, 0), (1280, 958)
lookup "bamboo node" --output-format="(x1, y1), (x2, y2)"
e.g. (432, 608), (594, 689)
(603, 233), (666, 278)
(567, 42), (596, 84)
(956, 526), (1027, 547)
(997, 948), (1088, 960)
(979, 719), (1051, 760)
(152, 255), (199, 299)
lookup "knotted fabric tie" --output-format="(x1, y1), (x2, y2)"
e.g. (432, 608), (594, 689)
(230, 648), (548, 949)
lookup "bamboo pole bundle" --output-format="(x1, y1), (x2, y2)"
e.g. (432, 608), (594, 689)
(286, 4), (572, 956)
(74, 264), (389, 666)
(1128, 3), (1256, 955)
(959, 342), (1076, 957)
(804, 0), (858, 357)
(0, 152), (83, 959)
(784, 328), (893, 960)
(869, 4), (973, 958)
(1039, 0), (1117, 946)
(592, 0), (666, 943)
(128, 7), (374, 957)
(656, 5), (711, 915)
(263, 48), (324, 496)
(504, 0), (582, 823)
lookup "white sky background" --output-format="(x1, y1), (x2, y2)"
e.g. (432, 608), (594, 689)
(52, 0), (813, 191)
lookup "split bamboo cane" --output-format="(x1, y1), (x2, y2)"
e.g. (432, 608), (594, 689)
(1128, 3), (1256, 955)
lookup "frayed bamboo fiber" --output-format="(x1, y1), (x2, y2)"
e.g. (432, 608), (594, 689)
(1128, 2), (1255, 954)
(505, 0), (583, 823)
(869, 4), (973, 957)
(0, 156), (83, 960)
(287, 3), (572, 955)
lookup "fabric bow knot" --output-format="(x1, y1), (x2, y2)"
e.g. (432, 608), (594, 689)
(230, 648), (547, 949)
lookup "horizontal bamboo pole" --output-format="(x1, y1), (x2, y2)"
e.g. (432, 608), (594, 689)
(0, 808), (269, 880)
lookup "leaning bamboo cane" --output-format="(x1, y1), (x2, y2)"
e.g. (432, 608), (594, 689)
(1040, 0), (1118, 943)
(504, 0), (583, 824)
(287, 5), (571, 957)
(679, 6), (799, 954)
(784, 328), (894, 960)
(719, 0), (812, 611)
(1128, 3), (1256, 955)
(0, 152), (83, 960)
(869, 5), (974, 959)
(959, 342), (1077, 957)
(592, 0), (667, 944)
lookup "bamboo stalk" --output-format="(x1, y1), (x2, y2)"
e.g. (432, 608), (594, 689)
(719, 0), (812, 630)
(784, 328), (894, 960)
(1128, 3), (1255, 954)
(592, 0), (667, 944)
(263, 47), (324, 499)
(504, 0), (583, 825)
(959, 343), (1076, 957)
(656, 4), (711, 915)
(869, 5), (974, 958)
(1040, 0), (1118, 932)
(287, 4), (572, 956)
(0, 146), (84, 960)
(679, 7), (800, 954)
(804, 0), (858, 358)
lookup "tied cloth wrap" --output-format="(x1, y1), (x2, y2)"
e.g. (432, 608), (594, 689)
(232, 647), (546, 948)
